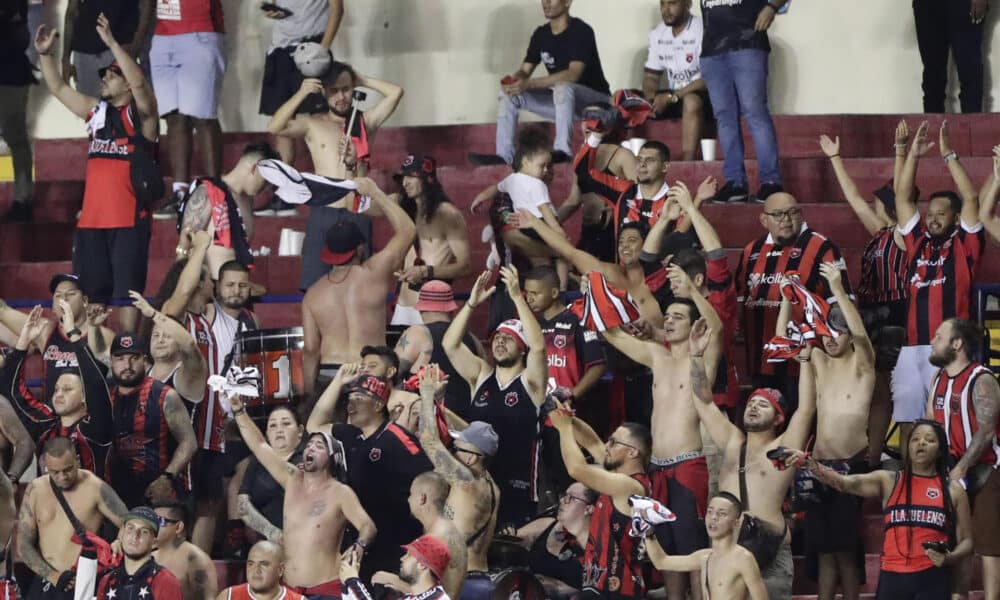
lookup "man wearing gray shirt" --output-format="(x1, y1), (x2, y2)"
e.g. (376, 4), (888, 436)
(255, 0), (344, 217)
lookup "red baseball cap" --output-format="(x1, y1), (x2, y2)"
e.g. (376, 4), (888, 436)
(402, 535), (451, 582)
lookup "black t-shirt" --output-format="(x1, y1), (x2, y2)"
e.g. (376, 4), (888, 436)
(0, 0), (33, 86)
(71, 0), (140, 54)
(700, 0), (771, 57)
(239, 447), (304, 529)
(524, 17), (610, 95)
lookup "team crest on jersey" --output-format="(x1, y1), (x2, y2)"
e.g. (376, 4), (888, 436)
(554, 335), (567, 349)
(505, 392), (519, 407)
(926, 487), (940, 500)
(934, 396), (945, 409)
(473, 391), (488, 408)
(789, 248), (802, 259)
(608, 577), (621, 591)
(369, 448), (382, 462)
(686, 53), (694, 63)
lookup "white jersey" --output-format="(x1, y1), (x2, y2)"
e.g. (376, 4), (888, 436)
(645, 16), (704, 92)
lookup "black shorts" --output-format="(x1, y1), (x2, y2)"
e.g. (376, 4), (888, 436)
(191, 449), (227, 501)
(72, 220), (151, 304)
(651, 455), (710, 555)
(803, 458), (866, 554)
(650, 88), (714, 121)
(27, 577), (73, 600)
(875, 567), (951, 600)
(258, 38), (319, 116)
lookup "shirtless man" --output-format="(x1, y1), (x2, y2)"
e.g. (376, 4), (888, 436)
(230, 392), (376, 599)
(689, 320), (817, 600)
(389, 154), (471, 326)
(646, 492), (767, 600)
(548, 404), (652, 599)
(18, 437), (128, 600)
(375, 470), (468, 598)
(302, 177), (415, 394)
(264, 61), (404, 291)
(152, 503), (218, 600)
(217, 541), (304, 600)
(0, 472), (15, 593)
(603, 296), (723, 600)
(417, 366), (499, 595)
(785, 264), (874, 600)
(132, 292), (208, 405)
(0, 273), (114, 399)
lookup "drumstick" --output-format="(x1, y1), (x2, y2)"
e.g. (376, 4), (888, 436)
(342, 89), (367, 166)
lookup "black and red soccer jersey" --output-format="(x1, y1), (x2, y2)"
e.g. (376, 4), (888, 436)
(899, 215), (985, 345)
(737, 224), (851, 377)
(185, 311), (226, 452)
(111, 377), (177, 489)
(539, 309), (606, 394)
(0, 341), (113, 480)
(931, 362), (1000, 467)
(706, 251), (740, 407)
(614, 183), (678, 242)
(858, 227), (908, 306)
(583, 473), (652, 599)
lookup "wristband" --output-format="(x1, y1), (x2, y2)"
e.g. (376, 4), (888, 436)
(161, 471), (177, 481)
(175, 246), (189, 257)
(233, 407), (247, 416)
(827, 154), (839, 159)
(943, 151), (959, 163)
(426, 265), (435, 280)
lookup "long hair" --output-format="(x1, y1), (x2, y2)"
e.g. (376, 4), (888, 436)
(897, 419), (955, 559)
(398, 180), (453, 224)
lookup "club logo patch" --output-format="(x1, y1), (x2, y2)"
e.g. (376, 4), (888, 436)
(369, 448), (382, 462)
(505, 392), (519, 407)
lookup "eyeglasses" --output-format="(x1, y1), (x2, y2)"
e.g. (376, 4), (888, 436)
(559, 493), (588, 505)
(453, 447), (483, 458)
(160, 517), (181, 526)
(763, 208), (801, 222)
(607, 438), (638, 451)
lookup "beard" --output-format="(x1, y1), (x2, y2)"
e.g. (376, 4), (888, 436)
(929, 346), (957, 368)
(221, 296), (247, 310)
(603, 457), (623, 471)
(743, 419), (774, 433)
(113, 370), (145, 388)
(494, 355), (521, 369)
(399, 565), (417, 585)
(124, 549), (149, 560)
(331, 103), (351, 118)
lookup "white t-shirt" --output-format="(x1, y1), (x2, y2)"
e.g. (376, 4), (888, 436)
(498, 173), (552, 218)
(645, 16), (704, 92)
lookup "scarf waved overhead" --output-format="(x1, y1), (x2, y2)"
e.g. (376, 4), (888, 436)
(762, 271), (839, 363)
(570, 272), (641, 332)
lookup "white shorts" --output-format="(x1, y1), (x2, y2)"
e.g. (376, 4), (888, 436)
(149, 32), (225, 119)
(391, 303), (422, 327)
(890, 344), (936, 422)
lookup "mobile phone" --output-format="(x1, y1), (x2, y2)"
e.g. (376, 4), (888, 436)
(921, 540), (949, 553)
(766, 446), (794, 462)
(260, 3), (293, 16)
(501, 75), (517, 85)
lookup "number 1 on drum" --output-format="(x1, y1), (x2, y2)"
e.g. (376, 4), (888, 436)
(271, 354), (292, 399)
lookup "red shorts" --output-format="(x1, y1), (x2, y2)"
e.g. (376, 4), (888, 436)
(650, 454), (710, 555)
(292, 579), (342, 599)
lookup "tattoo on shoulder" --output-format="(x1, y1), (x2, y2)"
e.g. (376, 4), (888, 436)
(181, 187), (211, 232)
(432, 447), (473, 483)
(974, 375), (1000, 419)
(100, 482), (128, 517)
(397, 332), (409, 350)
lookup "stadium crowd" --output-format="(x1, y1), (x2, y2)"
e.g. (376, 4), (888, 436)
(0, 0), (999, 599)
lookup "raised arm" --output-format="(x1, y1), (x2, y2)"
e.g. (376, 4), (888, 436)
(266, 79), (317, 138)
(162, 232), (212, 318)
(230, 394), (297, 488)
(132, 292), (207, 403)
(644, 538), (707, 573)
(979, 146), (1000, 242)
(571, 416), (609, 464)
(950, 373), (1000, 482)
(97, 480), (128, 527)
(781, 357), (817, 451)
(893, 120), (909, 191)
(306, 364), (359, 433)
(673, 179), (723, 251)
(357, 73), (404, 131)
(937, 121), (980, 226)
(601, 328), (654, 369)
(358, 178), (416, 273)
(95, 13), (157, 139)
(417, 366), (475, 483)
(0, 299), (30, 349)
(793, 451), (893, 500)
(442, 272), (494, 387)
(517, 211), (610, 281)
(819, 262), (874, 365)
(302, 298), (320, 396)
(502, 266), (548, 405)
(896, 121), (933, 228)
(549, 404), (644, 498)
(34, 25), (97, 119)
(775, 288), (792, 336)
(394, 325), (431, 375)
(689, 323), (739, 448)
(320, 0), (344, 48)
(820, 135), (888, 235)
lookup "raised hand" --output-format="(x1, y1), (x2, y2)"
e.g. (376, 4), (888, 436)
(34, 25), (58, 55)
(911, 121), (935, 157)
(689, 317), (712, 356)
(894, 120), (909, 148)
(939, 120), (953, 158)
(192, 229), (212, 249)
(467, 271), (497, 309)
(95, 13), (117, 48)
(818, 261), (842, 289)
(819, 134), (840, 158)
(297, 78), (324, 98)
(57, 299), (76, 333)
(86, 304), (112, 328)
(992, 144), (1000, 180)
(335, 362), (362, 384)
(17, 305), (47, 350)
(128, 290), (157, 319)
(667, 180), (694, 211)
(418, 363), (447, 398)
(500, 265), (522, 299)
(694, 175), (718, 203)
(547, 398), (573, 430)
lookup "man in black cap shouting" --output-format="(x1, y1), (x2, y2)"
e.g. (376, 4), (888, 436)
(301, 178), (415, 395)
(0, 273), (114, 400)
(97, 507), (183, 599)
(108, 333), (197, 509)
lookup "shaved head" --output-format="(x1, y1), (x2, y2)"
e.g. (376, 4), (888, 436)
(250, 540), (285, 562)
(760, 192), (803, 246)
(763, 192), (797, 211)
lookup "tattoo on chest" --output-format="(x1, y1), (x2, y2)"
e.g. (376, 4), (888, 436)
(444, 504), (455, 520)
(308, 500), (327, 516)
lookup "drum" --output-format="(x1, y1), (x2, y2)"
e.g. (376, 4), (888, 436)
(235, 327), (305, 414)
(489, 568), (547, 599)
(488, 535), (529, 570)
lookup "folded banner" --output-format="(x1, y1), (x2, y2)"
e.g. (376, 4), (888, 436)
(627, 494), (677, 539)
(570, 272), (641, 332)
(762, 271), (838, 363)
(257, 159), (364, 209)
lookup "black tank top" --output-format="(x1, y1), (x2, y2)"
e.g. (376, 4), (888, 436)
(426, 322), (478, 416)
(528, 521), (584, 590)
(41, 327), (84, 402)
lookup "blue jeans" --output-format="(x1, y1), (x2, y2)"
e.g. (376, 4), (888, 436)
(700, 49), (781, 186)
(495, 82), (610, 163)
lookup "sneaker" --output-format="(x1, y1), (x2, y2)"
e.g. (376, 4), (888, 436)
(254, 196), (297, 217)
(709, 181), (749, 204)
(551, 150), (571, 164)
(753, 182), (784, 204)
(152, 191), (183, 221)
(468, 153), (508, 166)
(0, 201), (32, 223)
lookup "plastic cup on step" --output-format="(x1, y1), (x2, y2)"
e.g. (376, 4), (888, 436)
(290, 231), (306, 256)
(278, 228), (293, 257)
(700, 139), (717, 161)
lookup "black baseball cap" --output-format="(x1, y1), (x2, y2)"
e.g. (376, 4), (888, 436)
(49, 273), (82, 294)
(98, 61), (124, 79)
(320, 221), (364, 266)
(393, 155), (438, 185)
(110, 333), (149, 357)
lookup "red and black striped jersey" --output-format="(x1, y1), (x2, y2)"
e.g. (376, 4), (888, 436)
(931, 362), (1000, 468)
(736, 224), (851, 377)
(224, 583), (304, 600)
(858, 227), (908, 306)
(111, 378), (176, 486)
(538, 309), (606, 394)
(899, 215), (985, 345)
(582, 473), (652, 599)
(613, 182), (677, 242)
(185, 311), (226, 452)
(706, 251), (740, 407)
